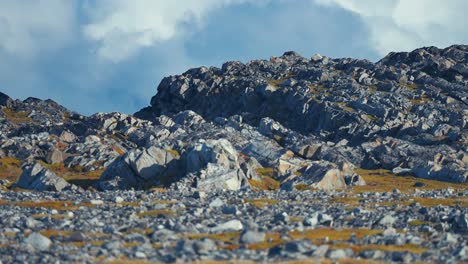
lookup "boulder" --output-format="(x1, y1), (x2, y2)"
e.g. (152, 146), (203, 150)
(98, 146), (181, 190)
(281, 161), (351, 190)
(184, 139), (249, 191)
(186, 139), (239, 172)
(46, 149), (64, 165)
(16, 162), (75, 192)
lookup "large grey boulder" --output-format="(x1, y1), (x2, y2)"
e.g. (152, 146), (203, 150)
(98, 146), (181, 190)
(281, 160), (362, 190)
(16, 162), (74, 192)
(184, 139), (249, 191)
(25, 232), (52, 251)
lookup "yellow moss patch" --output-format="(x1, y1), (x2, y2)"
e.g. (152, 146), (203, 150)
(408, 220), (431, 226)
(333, 243), (427, 255)
(3, 200), (94, 211)
(0, 157), (23, 182)
(71, 241), (105, 248)
(380, 197), (468, 207)
(353, 168), (468, 194)
(249, 176), (280, 191)
(400, 82), (419, 90)
(2, 108), (37, 126)
(337, 102), (355, 112)
(121, 228), (154, 236)
(111, 145), (125, 155)
(256, 167), (275, 177)
(106, 259), (151, 264)
(290, 228), (383, 242)
(186, 231), (240, 244)
(39, 161), (105, 181)
(137, 209), (176, 218)
(294, 183), (318, 191)
(40, 229), (73, 238)
(32, 213), (72, 220)
(244, 198), (279, 208)
(247, 233), (284, 251)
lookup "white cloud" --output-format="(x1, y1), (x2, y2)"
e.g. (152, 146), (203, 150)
(315, 0), (468, 55)
(83, 0), (266, 62)
(0, 0), (76, 59)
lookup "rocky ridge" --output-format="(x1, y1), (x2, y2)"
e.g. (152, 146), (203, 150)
(0, 45), (467, 263)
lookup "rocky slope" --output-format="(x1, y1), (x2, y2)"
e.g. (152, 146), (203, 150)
(0, 45), (467, 263)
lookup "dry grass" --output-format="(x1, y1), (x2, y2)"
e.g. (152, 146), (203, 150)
(290, 228), (383, 242)
(137, 209), (176, 218)
(294, 183), (319, 192)
(186, 231), (240, 243)
(39, 161), (105, 181)
(333, 243), (427, 254)
(337, 102), (355, 113)
(244, 198), (279, 208)
(1, 200), (94, 211)
(308, 84), (328, 95)
(111, 145), (125, 155)
(246, 233), (284, 251)
(380, 197), (468, 207)
(0, 157), (22, 182)
(249, 176), (280, 191)
(353, 168), (468, 194)
(408, 220), (431, 226)
(2, 108), (37, 126)
(400, 82), (419, 90)
(256, 167), (275, 177)
(410, 96), (431, 105)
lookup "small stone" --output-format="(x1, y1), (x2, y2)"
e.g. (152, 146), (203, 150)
(413, 182), (426, 187)
(378, 215), (396, 226)
(383, 227), (397, 237)
(68, 232), (86, 242)
(25, 232), (52, 251)
(90, 200), (104, 205)
(443, 233), (458, 244)
(209, 198), (224, 208)
(212, 220), (243, 232)
(275, 212), (289, 223)
(240, 230), (266, 244)
(135, 252), (146, 259)
(328, 249), (347, 259)
(114, 197), (124, 203)
(313, 245), (329, 257)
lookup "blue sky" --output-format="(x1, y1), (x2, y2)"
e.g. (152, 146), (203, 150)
(0, 0), (466, 115)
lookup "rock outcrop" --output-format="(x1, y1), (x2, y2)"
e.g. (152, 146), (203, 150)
(15, 163), (77, 192)
(0, 45), (466, 193)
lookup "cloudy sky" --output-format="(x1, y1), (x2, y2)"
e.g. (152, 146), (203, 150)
(0, 0), (466, 115)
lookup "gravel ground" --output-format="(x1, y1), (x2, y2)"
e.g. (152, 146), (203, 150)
(0, 188), (466, 263)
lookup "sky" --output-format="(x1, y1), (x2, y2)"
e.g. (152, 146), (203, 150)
(0, 0), (466, 115)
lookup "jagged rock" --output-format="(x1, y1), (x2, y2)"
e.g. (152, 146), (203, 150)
(173, 110), (205, 128)
(25, 233), (52, 251)
(185, 139), (239, 172)
(15, 162), (75, 192)
(46, 149), (64, 165)
(281, 161), (350, 190)
(0, 92), (14, 108)
(184, 139), (249, 191)
(98, 146), (181, 190)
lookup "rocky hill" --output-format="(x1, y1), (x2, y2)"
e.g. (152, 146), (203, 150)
(1, 45), (466, 193)
(0, 45), (466, 263)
